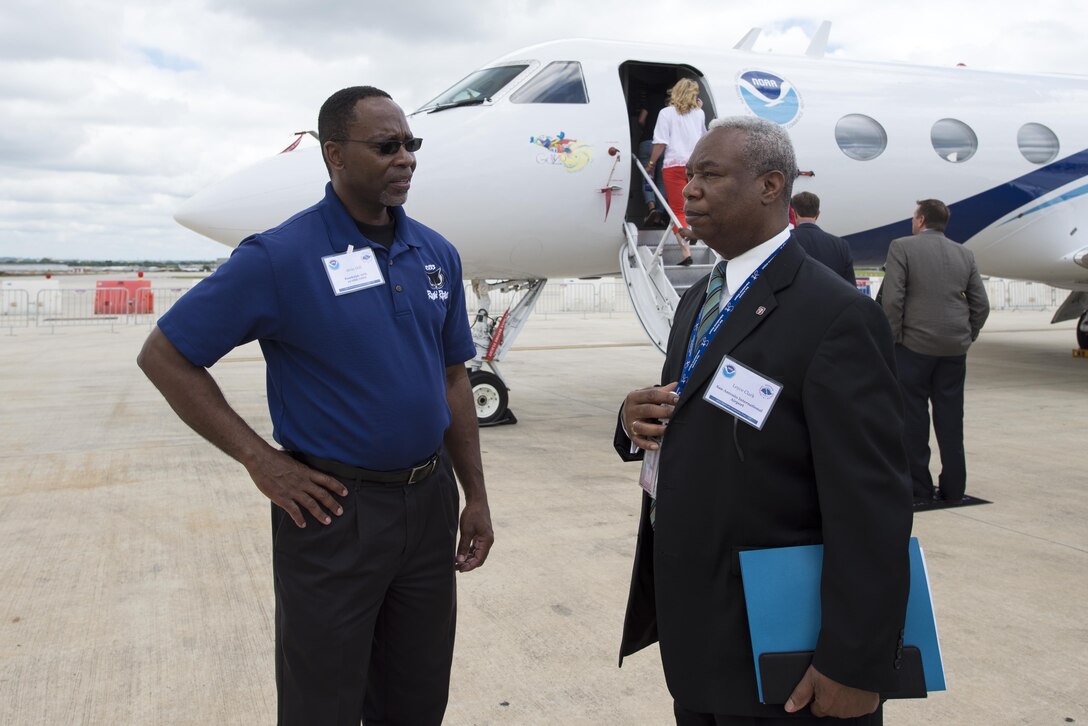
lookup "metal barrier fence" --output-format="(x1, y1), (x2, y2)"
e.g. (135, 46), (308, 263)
(460, 278), (1069, 317)
(36, 288), (130, 330)
(463, 280), (633, 319)
(0, 289), (32, 332)
(134, 286), (192, 326)
(0, 278), (1073, 334)
(600, 281), (633, 313)
(0, 284), (200, 332)
(986, 279), (1065, 311)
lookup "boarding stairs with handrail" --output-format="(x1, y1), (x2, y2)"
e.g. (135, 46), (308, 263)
(618, 163), (717, 353)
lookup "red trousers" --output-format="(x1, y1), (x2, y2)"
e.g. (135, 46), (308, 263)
(662, 165), (689, 230)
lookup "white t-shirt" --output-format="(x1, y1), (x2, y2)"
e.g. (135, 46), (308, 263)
(652, 106), (707, 168)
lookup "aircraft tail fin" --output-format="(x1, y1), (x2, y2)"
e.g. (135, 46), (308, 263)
(734, 27), (762, 51)
(805, 21), (832, 57)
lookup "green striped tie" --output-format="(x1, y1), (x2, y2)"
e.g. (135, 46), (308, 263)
(650, 260), (728, 528)
(695, 261), (729, 342)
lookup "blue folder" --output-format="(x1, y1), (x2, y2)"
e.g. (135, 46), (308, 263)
(738, 537), (945, 703)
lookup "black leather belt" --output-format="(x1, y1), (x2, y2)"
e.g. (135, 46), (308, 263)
(292, 451), (440, 485)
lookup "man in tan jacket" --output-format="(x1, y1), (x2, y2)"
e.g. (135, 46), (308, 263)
(881, 199), (990, 504)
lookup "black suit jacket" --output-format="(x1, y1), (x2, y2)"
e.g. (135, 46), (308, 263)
(790, 222), (856, 285)
(615, 238), (912, 717)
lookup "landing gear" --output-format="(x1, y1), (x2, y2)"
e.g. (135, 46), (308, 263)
(466, 278), (547, 426)
(1049, 291), (1088, 351)
(468, 369), (515, 427)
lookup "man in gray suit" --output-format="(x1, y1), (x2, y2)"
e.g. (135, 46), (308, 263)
(881, 199), (990, 504)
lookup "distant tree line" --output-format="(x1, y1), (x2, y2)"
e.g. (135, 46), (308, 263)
(0, 257), (219, 267)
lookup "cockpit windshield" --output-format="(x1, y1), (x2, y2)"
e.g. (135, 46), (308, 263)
(510, 61), (588, 104)
(415, 64), (530, 113)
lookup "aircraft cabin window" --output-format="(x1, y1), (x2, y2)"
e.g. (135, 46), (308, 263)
(931, 118), (978, 163)
(510, 61), (588, 104)
(416, 64), (530, 112)
(834, 114), (887, 161)
(1017, 123), (1060, 164)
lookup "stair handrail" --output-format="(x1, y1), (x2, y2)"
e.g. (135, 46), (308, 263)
(622, 222), (651, 278)
(621, 222), (680, 320)
(634, 162), (685, 261)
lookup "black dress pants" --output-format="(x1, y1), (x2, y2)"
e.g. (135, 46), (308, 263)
(674, 701), (883, 725)
(271, 453), (459, 726)
(894, 345), (968, 501)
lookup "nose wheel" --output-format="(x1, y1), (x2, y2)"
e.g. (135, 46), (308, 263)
(468, 369), (517, 427)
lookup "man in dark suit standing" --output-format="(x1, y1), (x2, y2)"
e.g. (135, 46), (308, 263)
(880, 199), (989, 504)
(789, 191), (856, 285)
(615, 117), (913, 725)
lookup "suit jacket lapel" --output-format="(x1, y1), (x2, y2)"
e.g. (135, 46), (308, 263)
(675, 239), (806, 412)
(665, 283), (703, 383)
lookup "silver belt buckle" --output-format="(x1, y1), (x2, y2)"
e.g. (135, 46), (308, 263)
(407, 456), (435, 485)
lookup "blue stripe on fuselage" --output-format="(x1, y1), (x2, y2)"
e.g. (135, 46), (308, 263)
(1005, 181), (1088, 220)
(843, 147), (1088, 266)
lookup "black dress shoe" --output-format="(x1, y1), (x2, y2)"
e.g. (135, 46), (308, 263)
(678, 256), (693, 266)
(933, 490), (963, 505)
(913, 490), (935, 506)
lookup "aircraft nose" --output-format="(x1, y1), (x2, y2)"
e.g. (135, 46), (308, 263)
(173, 191), (219, 242)
(173, 146), (328, 247)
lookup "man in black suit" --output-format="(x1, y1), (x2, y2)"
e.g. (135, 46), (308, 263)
(789, 191), (856, 284)
(616, 117), (913, 725)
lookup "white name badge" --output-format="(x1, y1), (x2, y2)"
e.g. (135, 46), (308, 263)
(322, 247), (385, 296)
(639, 446), (661, 498)
(703, 356), (783, 430)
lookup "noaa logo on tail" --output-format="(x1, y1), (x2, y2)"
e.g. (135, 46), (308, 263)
(736, 70), (802, 127)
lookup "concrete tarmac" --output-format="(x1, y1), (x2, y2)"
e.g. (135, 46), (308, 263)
(0, 291), (1085, 725)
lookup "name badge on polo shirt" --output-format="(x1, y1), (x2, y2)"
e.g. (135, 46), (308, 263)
(322, 246), (385, 296)
(703, 356), (783, 430)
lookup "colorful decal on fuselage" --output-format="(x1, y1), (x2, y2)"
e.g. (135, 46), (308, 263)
(736, 70), (802, 127)
(529, 131), (592, 172)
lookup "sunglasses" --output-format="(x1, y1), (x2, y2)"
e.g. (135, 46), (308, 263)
(337, 137), (423, 155)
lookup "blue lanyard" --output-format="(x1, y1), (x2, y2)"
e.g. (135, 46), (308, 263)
(676, 241), (787, 396)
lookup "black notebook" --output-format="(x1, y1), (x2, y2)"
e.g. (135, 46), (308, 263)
(758, 646), (928, 705)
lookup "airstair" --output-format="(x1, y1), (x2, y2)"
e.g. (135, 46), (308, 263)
(618, 167), (717, 353)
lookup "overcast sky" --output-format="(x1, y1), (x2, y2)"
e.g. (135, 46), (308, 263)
(1, 0), (1085, 261)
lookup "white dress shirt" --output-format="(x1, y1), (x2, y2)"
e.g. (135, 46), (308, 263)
(711, 225), (792, 314)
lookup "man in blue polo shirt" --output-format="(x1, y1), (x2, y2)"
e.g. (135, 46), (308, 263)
(138, 86), (493, 725)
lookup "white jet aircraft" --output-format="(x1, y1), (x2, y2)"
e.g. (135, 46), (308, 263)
(174, 27), (1088, 425)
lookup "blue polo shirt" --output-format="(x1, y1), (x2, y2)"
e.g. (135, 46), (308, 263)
(159, 183), (477, 470)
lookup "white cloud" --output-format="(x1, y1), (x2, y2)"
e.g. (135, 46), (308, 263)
(0, 0), (124, 62)
(0, 0), (1085, 260)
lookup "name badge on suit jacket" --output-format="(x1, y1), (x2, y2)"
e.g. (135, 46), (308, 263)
(639, 439), (662, 497)
(703, 356), (782, 430)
